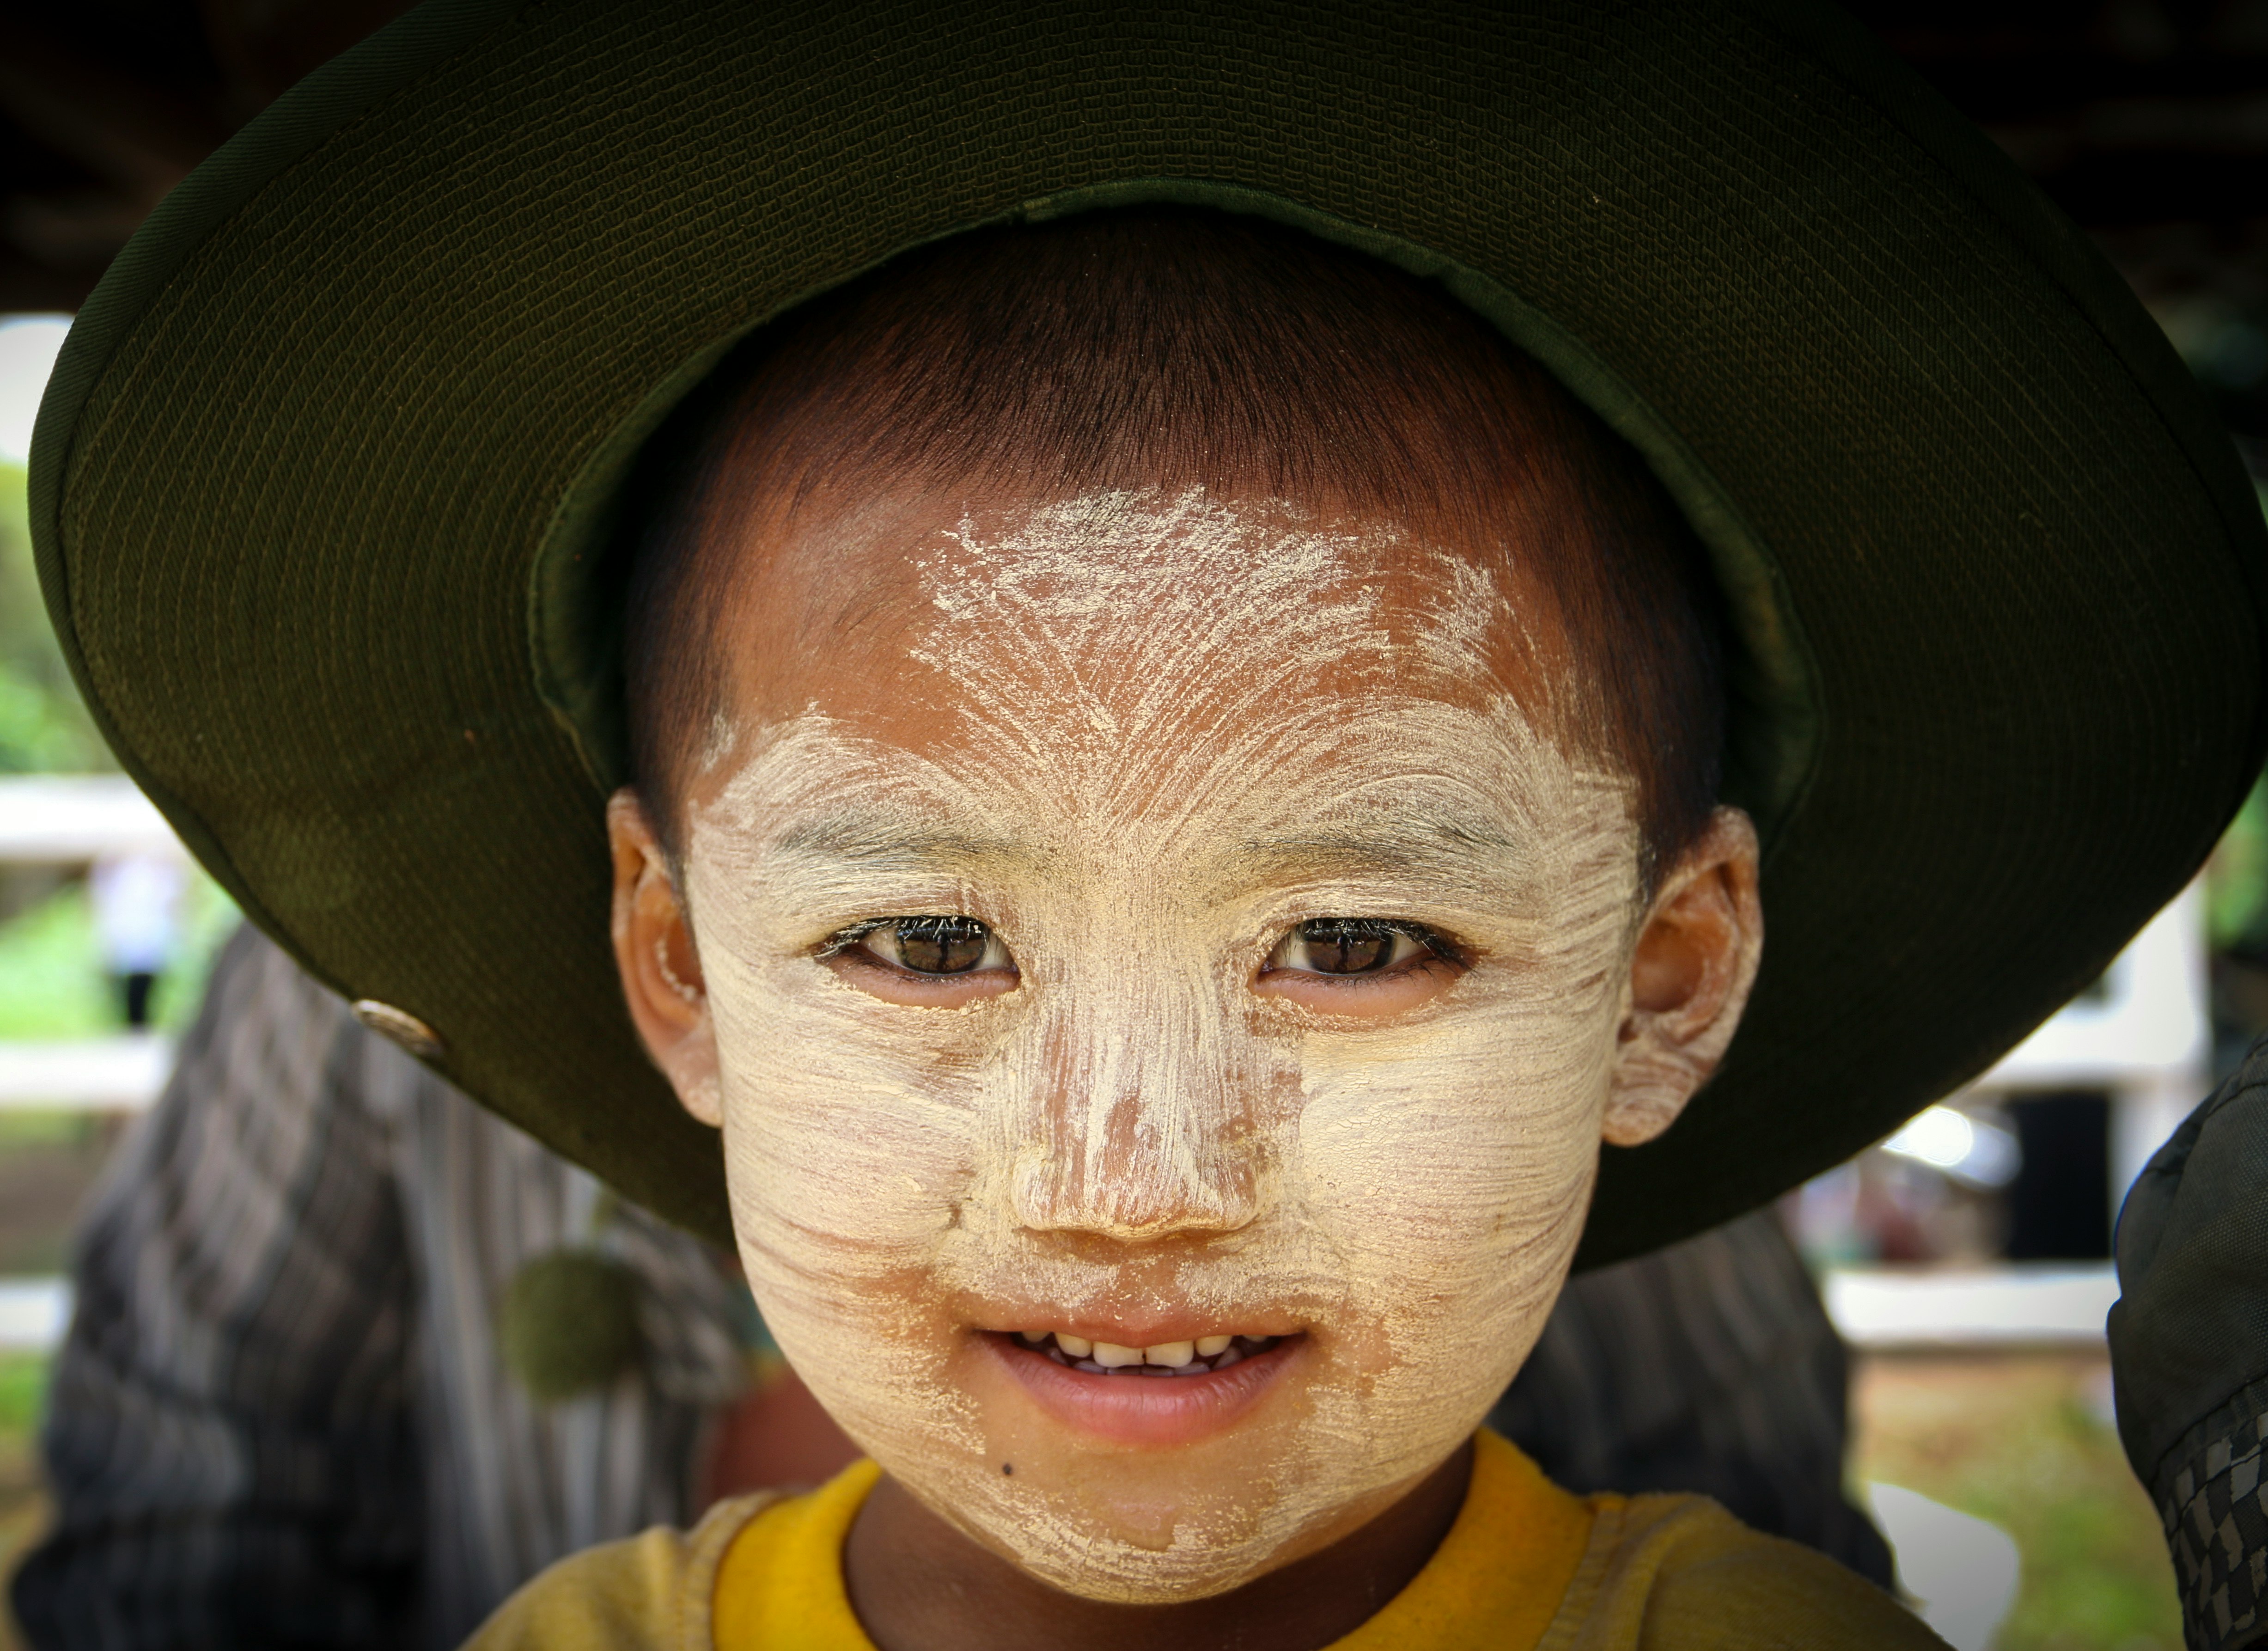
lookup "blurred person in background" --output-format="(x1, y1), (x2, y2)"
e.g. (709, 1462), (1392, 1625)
(86, 852), (183, 1029)
(9, 925), (1885, 1650)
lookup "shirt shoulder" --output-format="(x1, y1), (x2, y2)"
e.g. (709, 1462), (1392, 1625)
(459, 1492), (781, 1651)
(1548, 1493), (1949, 1651)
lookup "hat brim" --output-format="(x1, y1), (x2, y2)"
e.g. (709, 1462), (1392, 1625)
(33, 0), (2268, 1265)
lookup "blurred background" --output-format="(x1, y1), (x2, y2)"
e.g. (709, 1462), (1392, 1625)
(6, 1), (2268, 1647)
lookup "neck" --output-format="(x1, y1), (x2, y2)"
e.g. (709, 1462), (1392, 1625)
(841, 1439), (1473, 1651)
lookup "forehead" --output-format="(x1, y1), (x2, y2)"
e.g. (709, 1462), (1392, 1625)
(672, 489), (1635, 908)
(713, 485), (1562, 752)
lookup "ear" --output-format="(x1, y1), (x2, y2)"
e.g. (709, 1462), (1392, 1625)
(1602, 806), (1763, 1148)
(607, 788), (723, 1127)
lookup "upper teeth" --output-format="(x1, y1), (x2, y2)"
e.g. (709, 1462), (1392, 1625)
(1011, 1330), (1277, 1373)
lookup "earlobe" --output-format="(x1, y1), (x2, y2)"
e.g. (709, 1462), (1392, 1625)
(606, 789), (725, 1128)
(1602, 807), (1763, 1148)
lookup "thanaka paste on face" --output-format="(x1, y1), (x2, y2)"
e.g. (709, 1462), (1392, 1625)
(681, 489), (1644, 1601)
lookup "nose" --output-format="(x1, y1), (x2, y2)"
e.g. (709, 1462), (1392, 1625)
(1007, 984), (1263, 1242)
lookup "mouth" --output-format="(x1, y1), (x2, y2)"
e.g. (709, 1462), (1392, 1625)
(982, 1328), (1304, 1447)
(1009, 1329), (1286, 1376)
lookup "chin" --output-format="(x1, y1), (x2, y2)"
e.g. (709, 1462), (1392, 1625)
(874, 1387), (1455, 1607)
(945, 1471), (1338, 1605)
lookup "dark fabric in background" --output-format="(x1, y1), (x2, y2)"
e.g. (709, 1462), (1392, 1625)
(1493, 1206), (1894, 1587)
(2113, 1038), (2268, 1651)
(10, 928), (749, 1651)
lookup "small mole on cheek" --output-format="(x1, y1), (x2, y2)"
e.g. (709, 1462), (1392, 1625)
(1002, 1462), (1014, 1476)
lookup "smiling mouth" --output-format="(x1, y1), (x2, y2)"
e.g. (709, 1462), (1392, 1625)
(1008, 1330), (1288, 1376)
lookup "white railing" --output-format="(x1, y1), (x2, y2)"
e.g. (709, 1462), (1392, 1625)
(0, 1037), (173, 1110)
(0, 1278), (68, 1352)
(0, 773), (188, 864)
(1824, 1264), (2118, 1350)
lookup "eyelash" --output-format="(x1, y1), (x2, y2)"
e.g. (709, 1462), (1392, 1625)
(1265, 918), (1461, 978)
(817, 919), (890, 959)
(818, 916), (1462, 980)
(822, 916), (1011, 978)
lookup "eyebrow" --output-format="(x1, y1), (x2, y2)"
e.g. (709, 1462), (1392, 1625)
(768, 811), (1038, 874)
(1227, 819), (1519, 880)
(755, 812), (1515, 887)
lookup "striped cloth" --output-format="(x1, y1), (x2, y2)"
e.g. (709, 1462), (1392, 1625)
(11, 927), (750, 1650)
(12, 926), (1886, 1651)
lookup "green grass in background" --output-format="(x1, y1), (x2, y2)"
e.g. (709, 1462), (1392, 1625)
(1856, 1353), (2180, 1651)
(0, 1111), (95, 1152)
(2210, 775), (2268, 952)
(0, 876), (238, 1040)
(0, 1352), (49, 1648)
(0, 1358), (44, 1443)
(0, 459), (111, 776)
(0, 888), (105, 1041)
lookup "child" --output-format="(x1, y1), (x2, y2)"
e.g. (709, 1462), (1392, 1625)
(535, 205), (1914, 1646)
(34, 4), (2264, 1646)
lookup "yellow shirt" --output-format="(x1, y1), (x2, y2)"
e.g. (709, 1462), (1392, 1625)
(463, 1431), (1947, 1650)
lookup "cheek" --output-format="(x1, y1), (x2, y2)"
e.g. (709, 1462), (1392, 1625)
(1293, 993), (1615, 1391)
(702, 962), (991, 1352)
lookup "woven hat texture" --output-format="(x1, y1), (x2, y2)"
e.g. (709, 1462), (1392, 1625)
(31, 0), (2268, 1264)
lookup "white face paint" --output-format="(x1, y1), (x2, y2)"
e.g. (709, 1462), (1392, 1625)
(683, 489), (1642, 1601)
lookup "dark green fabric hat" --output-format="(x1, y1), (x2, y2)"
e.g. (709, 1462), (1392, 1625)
(30, 0), (2268, 1266)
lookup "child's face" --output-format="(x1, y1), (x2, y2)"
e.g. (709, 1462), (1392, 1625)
(610, 486), (1759, 1602)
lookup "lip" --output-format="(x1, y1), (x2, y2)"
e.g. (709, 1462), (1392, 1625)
(982, 1330), (1303, 1447)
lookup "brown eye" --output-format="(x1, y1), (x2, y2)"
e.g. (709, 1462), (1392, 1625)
(1303, 921), (1398, 974)
(1267, 919), (1443, 978)
(896, 917), (989, 974)
(848, 916), (1009, 976)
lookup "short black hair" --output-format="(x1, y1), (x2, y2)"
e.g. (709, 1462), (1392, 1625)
(621, 209), (1725, 885)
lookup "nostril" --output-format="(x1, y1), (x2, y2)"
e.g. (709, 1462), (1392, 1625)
(1008, 1139), (1260, 1241)
(1010, 1168), (1261, 1240)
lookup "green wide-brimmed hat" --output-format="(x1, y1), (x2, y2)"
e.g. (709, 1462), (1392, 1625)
(30, 0), (2268, 1266)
